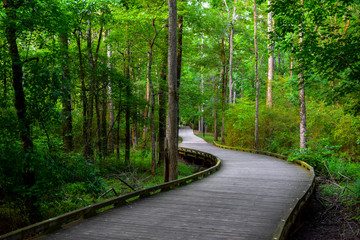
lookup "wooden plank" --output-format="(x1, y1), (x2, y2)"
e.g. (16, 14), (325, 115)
(41, 127), (313, 240)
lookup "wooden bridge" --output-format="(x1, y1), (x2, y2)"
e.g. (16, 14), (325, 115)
(2, 127), (314, 240)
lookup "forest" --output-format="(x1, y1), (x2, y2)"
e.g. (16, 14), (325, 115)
(1, 0), (359, 237)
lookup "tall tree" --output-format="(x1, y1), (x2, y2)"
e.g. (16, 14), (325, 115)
(298, 0), (307, 149)
(158, 32), (168, 166)
(228, 0), (237, 104)
(266, 0), (274, 108)
(2, 0), (39, 222)
(60, 32), (74, 152)
(166, 0), (178, 182)
(254, 0), (260, 150)
(220, 37), (227, 144)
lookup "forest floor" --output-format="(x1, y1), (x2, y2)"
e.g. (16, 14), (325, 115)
(290, 178), (360, 240)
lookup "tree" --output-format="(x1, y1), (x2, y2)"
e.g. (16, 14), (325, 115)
(254, 0), (260, 150)
(266, 0), (274, 108)
(166, 0), (178, 182)
(2, 0), (41, 222)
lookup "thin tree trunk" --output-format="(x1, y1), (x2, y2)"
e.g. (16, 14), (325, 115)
(290, 56), (294, 77)
(220, 38), (227, 145)
(125, 43), (131, 166)
(101, 86), (107, 156)
(116, 102), (121, 162)
(214, 110), (218, 141)
(86, 21), (103, 159)
(278, 51), (281, 75)
(200, 36), (204, 134)
(75, 30), (88, 156)
(299, 0), (307, 150)
(95, 94), (101, 153)
(266, 0), (274, 108)
(106, 31), (115, 154)
(108, 77), (115, 155)
(167, 0), (178, 182)
(229, 0), (236, 104)
(85, 23), (96, 159)
(254, 0), (260, 150)
(147, 45), (156, 173)
(60, 33), (73, 152)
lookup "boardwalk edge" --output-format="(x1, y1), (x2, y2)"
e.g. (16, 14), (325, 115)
(212, 141), (316, 240)
(0, 148), (221, 240)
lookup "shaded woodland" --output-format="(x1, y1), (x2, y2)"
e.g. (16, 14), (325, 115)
(0, 0), (359, 235)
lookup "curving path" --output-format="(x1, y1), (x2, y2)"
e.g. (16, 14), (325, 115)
(43, 127), (312, 240)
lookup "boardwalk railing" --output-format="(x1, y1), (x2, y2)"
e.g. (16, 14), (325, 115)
(213, 141), (315, 240)
(0, 148), (221, 240)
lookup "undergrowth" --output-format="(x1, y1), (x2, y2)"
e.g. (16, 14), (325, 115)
(0, 146), (197, 235)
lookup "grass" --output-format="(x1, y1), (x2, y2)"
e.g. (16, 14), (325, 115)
(194, 131), (222, 144)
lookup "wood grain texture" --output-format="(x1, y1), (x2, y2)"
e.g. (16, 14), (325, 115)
(42, 127), (312, 240)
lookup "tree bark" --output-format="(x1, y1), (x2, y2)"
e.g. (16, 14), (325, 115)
(147, 44), (156, 173)
(75, 29), (88, 156)
(60, 33), (73, 152)
(299, 0), (307, 150)
(85, 23), (96, 159)
(290, 55), (294, 77)
(85, 21), (103, 159)
(266, 0), (274, 108)
(220, 38), (227, 145)
(3, 0), (39, 222)
(214, 111), (218, 141)
(228, 0), (236, 104)
(101, 85), (107, 156)
(177, 0), (184, 146)
(158, 34), (168, 166)
(166, 0), (178, 182)
(107, 32), (115, 154)
(254, 0), (260, 150)
(125, 43), (131, 166)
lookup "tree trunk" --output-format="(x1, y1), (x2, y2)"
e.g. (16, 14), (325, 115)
(101, 86), (107, 156)
(214, 110), (218, 141)
(177, 0), (184, 147)
(299, 1), (307, 150)
(290, 55), (294, 77)
(147, 44), (156, 173)
(228, 0), (236, 104)
(3, 0), (39, 222)
(95, 95), (102, 153)
(299, 72), (307, 149)
(278, 51), (281, 75)
(158, 35), (168, 166)
(117, 101), (121, 162)
(125, 43), (131, 166)
(166, 0), (178, 182)
(85, 23), (96, 159)
(75, 30), (88, 156)
(254, 0), (260, 150)
(60, 33), (73, 152)
(106, 31), (115, 154)
(220, 38), (227, 145)
(266, 0), (274, 108)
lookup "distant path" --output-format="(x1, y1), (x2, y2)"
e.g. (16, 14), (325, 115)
(44, 127), (312, 239)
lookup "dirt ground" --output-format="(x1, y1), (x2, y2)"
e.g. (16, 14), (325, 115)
(290, 182), (360, 240)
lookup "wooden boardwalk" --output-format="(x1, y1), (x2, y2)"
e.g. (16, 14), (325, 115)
(42, 127), (312, 240)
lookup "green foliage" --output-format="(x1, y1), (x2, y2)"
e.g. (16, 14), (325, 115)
(225, 96), (298, 153)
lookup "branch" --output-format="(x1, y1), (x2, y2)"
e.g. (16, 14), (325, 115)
(94, 24), (104, 64)
(23, 57), (39, 63)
